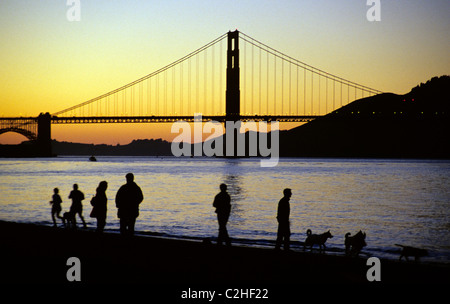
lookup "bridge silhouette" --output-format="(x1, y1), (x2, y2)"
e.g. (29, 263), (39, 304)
(1, 30), (381, 156)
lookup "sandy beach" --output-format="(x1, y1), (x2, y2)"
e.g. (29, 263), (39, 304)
(1, 220), (449, 288)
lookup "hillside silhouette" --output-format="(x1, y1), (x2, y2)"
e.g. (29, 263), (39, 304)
(2, 76), (448, 159)
(52, 138), (172, 156)
(280, 75), (450, 158)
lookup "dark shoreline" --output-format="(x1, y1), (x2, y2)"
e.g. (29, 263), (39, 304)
(1, 221), (449, 287)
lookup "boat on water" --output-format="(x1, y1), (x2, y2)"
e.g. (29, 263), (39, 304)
(89, 155), (97, 161)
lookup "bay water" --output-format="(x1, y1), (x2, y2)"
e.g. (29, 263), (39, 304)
(1, 157), (449, 263)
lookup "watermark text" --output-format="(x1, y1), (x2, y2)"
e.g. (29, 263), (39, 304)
(171, 114), (279, 167)
(366, 0), (381, 22)
(66, 0), (81, 22)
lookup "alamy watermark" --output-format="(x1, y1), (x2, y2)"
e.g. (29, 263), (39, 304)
(66, 2), (380, 24)
(366, 257), (381, 281)
(65, 255), (380, 283)
(66, 257), (81, 281)
(171, 114), (279, 167)
(366, 0), (381, 22)
(67, 0), (81, 22)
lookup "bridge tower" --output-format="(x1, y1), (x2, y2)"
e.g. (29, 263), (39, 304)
(224, 30), (241, 156)
(226, 30), (240, 121)
(37, 112), (52, 156)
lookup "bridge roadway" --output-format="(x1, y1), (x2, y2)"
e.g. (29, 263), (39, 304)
(49, 115), (319, 124)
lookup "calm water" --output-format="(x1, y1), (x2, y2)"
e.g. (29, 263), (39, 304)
(0, 157), (449, 263)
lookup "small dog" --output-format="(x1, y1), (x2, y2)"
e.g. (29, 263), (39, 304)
(395, 244), (428, 262)
(62, 211), (76, 228)
(304, 229), (333, 251)
(345, 231), (367, 257)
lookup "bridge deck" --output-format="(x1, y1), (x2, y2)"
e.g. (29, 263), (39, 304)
(49, 115), (318, 124)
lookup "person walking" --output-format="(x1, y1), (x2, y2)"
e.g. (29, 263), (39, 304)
(90, 181), (108, 233)
(69, 184), (87, 228)
(213, 183), (231, 246)
(50, 188), (63, 227)
(275, 188), (292, 251)
(115, 173), (144, 236)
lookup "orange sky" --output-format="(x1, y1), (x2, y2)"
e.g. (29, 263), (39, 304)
(1, 1), (449, 145)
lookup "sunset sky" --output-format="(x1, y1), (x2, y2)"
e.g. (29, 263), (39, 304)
(1, 0), (449, 145)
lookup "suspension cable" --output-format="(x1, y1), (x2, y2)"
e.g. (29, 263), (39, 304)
(53, 33), (228, 116)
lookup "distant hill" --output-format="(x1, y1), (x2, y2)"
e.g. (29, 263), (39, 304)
(0, 138), (173, 157)
(279, 75), (450, 158)
(52, 138), (172, 156)
(2, 76), (449, 159)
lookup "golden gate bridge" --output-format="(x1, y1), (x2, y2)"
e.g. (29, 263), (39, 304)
(0, 30), (382, 156)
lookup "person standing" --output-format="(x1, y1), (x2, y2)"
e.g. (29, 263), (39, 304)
(115, 173), (144, 236)
(50, 188), (63, 227)
(69, 184), (87, 228)
(275, 188), (292, 251)
(213, 183), (231, 246)
(91, 181), (108, 233)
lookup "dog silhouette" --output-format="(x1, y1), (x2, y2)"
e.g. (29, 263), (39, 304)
(62, 211), (76, 228)
(395, 244), (428, 262)
(304, 229), (333, 251)
(345, 231), (367, 256)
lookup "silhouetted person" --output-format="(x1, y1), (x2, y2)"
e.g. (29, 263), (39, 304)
(115, 173), (143, 236)
(50, 188), (63, 227)
(91, 181), (108, 233)
(213, 183), (231, 246)
(69, 184), (87, 228)
(275, 188), (292, 251)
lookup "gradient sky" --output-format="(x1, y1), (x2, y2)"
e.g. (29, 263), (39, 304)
(1, 0), (449, 144)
